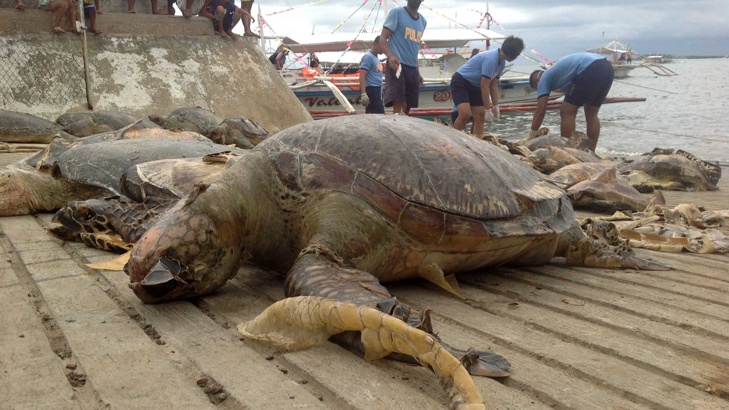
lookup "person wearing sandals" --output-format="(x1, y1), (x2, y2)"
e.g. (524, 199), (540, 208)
(241, 0), (258, 37)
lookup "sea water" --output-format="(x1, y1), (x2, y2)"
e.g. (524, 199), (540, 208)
(491, 58), (729, 165)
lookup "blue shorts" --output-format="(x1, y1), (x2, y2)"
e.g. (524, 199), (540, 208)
(450, 72), (484, 107)
(83, 4), (96, 18)
(564, 58), (614, 107)
(383, 62), (420, 108)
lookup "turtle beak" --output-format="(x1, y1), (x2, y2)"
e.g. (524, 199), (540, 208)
(130, 258), (190, 303)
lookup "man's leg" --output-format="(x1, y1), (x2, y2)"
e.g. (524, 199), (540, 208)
(242, 1), (253, 35)
(583, 104), (601, 152)
(454, 103), (471, 130)
(470, 106), (486, 137)
(560, 101), (579, 140)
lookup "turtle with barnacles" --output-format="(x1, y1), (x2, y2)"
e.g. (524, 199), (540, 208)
(123, 115), (669, 409)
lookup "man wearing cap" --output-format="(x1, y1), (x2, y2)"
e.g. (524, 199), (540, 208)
(379, 0), (426, 115)
(527, 52), (614, 152)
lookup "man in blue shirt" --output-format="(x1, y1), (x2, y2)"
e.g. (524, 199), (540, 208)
(379, 0), (426, 115)
(359, 36), (386, 114)
(451, 35), (524, 137)
(528, 52), (614, 152)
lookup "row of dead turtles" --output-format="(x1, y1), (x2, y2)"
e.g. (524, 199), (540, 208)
(0, 111), (725, 409)
(0, 107), (268, 148)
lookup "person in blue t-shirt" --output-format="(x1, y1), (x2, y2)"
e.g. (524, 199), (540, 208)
(359, 36), (386, 114)
(451, 35), (524, 137)
(528, 52), (614, 152)
(379, 0), (426, 115)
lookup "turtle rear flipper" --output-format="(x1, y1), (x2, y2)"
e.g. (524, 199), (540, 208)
(238, 296), (486, 410)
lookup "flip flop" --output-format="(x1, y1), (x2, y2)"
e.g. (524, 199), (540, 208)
(52, 26), (66, 34)
(243, 32), (260, 38)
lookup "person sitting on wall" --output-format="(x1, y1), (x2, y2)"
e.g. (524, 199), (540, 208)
(210, 0), (239, 39)
(14, 0), (78, 34)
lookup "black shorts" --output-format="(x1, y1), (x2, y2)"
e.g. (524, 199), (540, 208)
(450, 72), (484, 107)
(564, 58), (614, 107)
(383, 63), (420, 108)
(365, 86), (385, 114)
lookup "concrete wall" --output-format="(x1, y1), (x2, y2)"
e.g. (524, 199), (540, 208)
(0, 9), (311, 133)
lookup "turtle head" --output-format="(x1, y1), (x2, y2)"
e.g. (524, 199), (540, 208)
(125, 190), (242, 303)
(47, 199), (114, 241)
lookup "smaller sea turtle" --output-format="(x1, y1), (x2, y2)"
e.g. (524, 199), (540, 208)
(149, 107), (225, 144)
(218, 118), (269, 148)
(0, 110), (75, 144)
(47, 153), (241, 251)
(618, 148), (721, 192)
(525, 145), (603, 174)
(522, 131), (592, 152)
(548, 162), (616, 189)
(0, 131), (244, 216)
(56, 111), (162, 137)
(120, 153), (240, 201)
(567, 167), (648, 213)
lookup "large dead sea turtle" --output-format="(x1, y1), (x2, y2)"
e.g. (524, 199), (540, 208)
(124, 115), (668, 409)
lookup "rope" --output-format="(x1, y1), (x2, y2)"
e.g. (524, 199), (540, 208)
(612, 79), (679, 94)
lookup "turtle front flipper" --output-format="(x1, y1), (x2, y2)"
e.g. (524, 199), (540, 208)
(79, 232), (133, 253)
(238, 296), (486, 410)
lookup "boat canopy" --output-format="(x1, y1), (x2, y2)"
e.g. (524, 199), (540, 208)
(283, 28), (507, 54)
(587, 40), (631, 55)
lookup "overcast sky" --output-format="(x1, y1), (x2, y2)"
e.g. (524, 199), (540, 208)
(252, 0), (729, 62)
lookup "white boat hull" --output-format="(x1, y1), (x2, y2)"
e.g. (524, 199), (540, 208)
(289, 76), (548, 119)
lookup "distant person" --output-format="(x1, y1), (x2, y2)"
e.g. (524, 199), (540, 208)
(359, 35), (385, 114)
(627, 51), (633, 64)
(82, 0), (101, 34)
(269, 47), (289, 70)
(379, 0), (427, 115)
(451, 35), (524, 137)
(528, 52), (614, 152)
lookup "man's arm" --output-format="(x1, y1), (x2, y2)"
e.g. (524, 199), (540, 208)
(529, 95), (550, 137)
(480, 76), (493, 109)
(378, 28), (400, 71)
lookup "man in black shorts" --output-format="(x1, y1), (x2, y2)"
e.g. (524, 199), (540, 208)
(527, 53), (614, 152)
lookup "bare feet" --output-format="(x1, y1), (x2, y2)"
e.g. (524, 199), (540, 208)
(89, 28), (102, 34)
(127, 9), (135, 13)
(243, 31), (259, 38)
(16, 2), (27, 11)
(52, 26), (66, 35)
